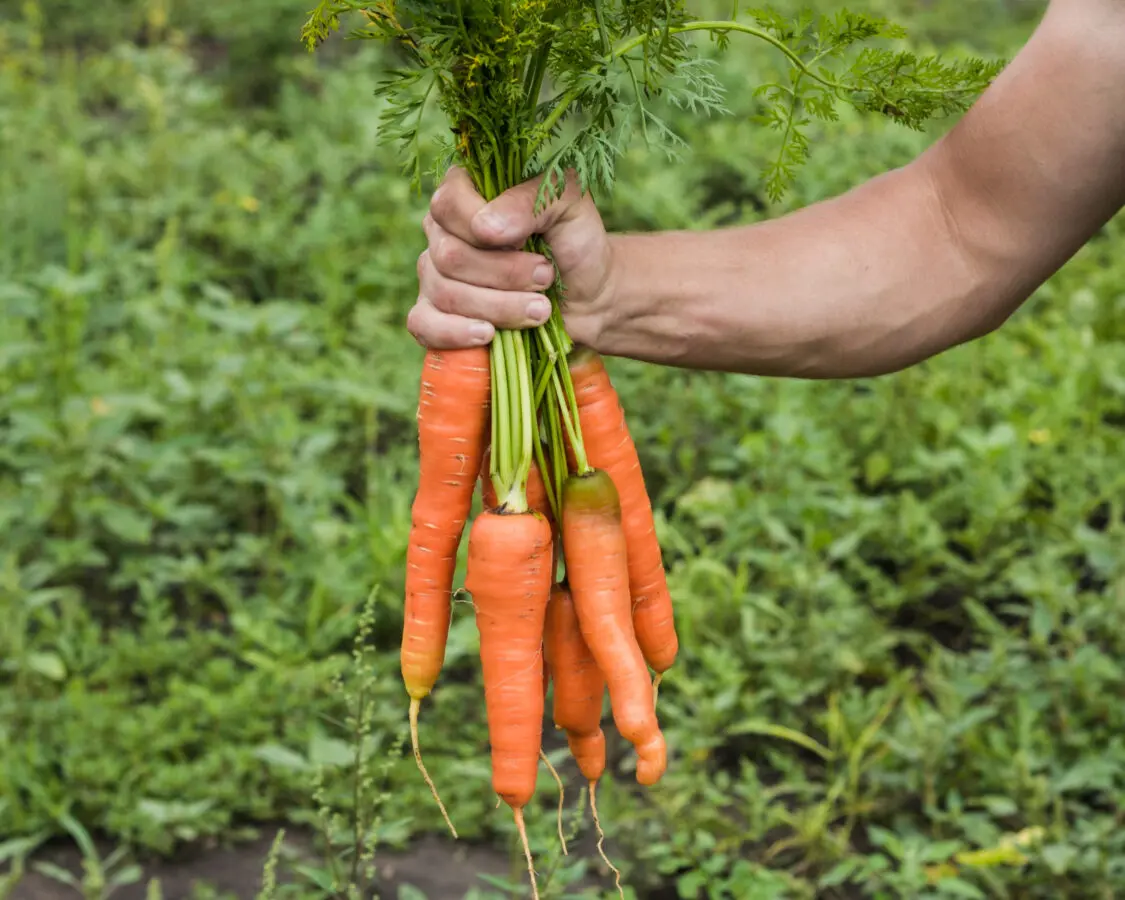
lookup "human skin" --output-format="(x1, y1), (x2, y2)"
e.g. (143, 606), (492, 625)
(408, 0), (1125, 379)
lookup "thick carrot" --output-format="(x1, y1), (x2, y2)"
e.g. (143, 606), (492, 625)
(561, 470), (667, 785)
(569, 348), (678, 685)
(544, 585), (606, 785)
(465, 509), (554, 899)
(482, 450), (559, 581)
(401, 346), (490, 837)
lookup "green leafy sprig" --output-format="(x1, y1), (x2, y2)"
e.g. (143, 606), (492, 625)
(303, 1), (1003, 204)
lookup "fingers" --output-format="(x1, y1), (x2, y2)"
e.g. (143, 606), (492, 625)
(406, 302), (494, 351)
(429, 167), (490, 245)
(431, 165), (588, 250)
(408, 249), (553, 350)
(418, 250), (552, 329)
(413, 166), (596, 352)
(422, 214), (556, 292)
(477, 173), (587, 247)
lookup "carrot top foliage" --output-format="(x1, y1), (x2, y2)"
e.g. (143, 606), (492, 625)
(301, 1), (1004, 203)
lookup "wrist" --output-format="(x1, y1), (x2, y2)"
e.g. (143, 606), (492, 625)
(585, 233), (628, 355)
(583, 231), (672, 360)
(561, 231), (629, 357)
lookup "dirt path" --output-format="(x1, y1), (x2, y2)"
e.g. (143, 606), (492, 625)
(9, 830), (516, 900)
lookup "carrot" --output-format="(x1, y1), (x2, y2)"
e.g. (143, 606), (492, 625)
(544, 584), (621, 892)
(465, 508), (554, 900)
(544, 585), (606, 785)
(569, 348), (679, 693)
(401, 346), (490, 838)
(561, 469), (667, 786)
(482, 450), (559, 583)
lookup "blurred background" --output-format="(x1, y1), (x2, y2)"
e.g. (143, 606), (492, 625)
(3, 0), (1124, 898)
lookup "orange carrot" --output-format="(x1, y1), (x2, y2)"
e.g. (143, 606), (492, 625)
(544, 585), (606, 785)
(465, 509), (554, 899)
(482, 450), (559, 580)
(401, 346), (490, 837)
(569, 348), (678, 687)
(561, 470), (667, 785)
(545, 586), (622, 894)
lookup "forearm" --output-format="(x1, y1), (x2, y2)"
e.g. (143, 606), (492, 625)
(596, 166), (988, 379)
(594, 0), (1125, 379)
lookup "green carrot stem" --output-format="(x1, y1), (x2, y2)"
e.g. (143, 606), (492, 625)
(552, 371), (588, 475)
(533, 430), (559, 523)
(545, 389), (568, 514)
(492, 336), (512, 489)
(515, 330), (534, 490)
(489, 348), (499, 482)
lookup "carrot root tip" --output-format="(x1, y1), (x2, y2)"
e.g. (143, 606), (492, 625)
(652, 672), (663, 708)
(590, 782), (624, 899)
(540, 749), (568, 856)
(409, 698), (458, 839)
(514, 807), (540, 900)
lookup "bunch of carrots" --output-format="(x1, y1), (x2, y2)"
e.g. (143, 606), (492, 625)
(308, 3), (692, 892)
(402, 338), (678, 895)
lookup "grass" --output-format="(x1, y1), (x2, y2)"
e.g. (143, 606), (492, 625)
(3, 0), (1125, 897)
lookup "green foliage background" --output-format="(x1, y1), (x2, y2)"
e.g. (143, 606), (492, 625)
(2, 0), (1123, 898)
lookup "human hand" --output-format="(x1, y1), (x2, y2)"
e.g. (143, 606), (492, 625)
(409, 167), (615, 350)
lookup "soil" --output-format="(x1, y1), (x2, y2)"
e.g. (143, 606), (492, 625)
(8, 829), (515, 900)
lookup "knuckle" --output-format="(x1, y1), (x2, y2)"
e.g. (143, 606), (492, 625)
(405, 305), (427, 345)
(416, 250), (430, 279)
(428, 277), (456, 312)
(504, 256), (527, 288)
(433, 235), (461, 271)
(430, 184), (454, 222)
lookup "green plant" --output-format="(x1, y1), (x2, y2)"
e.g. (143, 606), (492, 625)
(5, 1), (1125, 897)
(27, 813), (142, 900)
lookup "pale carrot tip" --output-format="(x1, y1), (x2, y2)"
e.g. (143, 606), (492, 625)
(590, 781), (624, 899)
(652, 672), (663, 709)
(540, 749), (568, 856)
(514, 808), (540, 900)
(409, 698), (458, 840)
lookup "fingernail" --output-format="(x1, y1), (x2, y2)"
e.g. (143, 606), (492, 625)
(533, 263), (555, 288)
(527, 298), (551, 323)
(469, 322), (495, 345)
(476, 210), (509, 239)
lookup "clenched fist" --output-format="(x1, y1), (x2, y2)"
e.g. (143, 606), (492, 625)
(409, 167), (616, 351)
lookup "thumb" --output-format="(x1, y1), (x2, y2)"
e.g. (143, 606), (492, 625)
(471, 170), (586, 248)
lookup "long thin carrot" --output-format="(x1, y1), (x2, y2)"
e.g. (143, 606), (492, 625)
(465, 509), (554, 900)
(401, 346), (490, 838)
(569, 348), (679, 690)
(544, 585), (606, 785)
(561, 470), (667, 786)
(544, 584), (621, 892)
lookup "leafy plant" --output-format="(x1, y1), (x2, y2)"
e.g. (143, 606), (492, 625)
(5, 1), (1125, 898)
(301, 1), (1002, 202)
